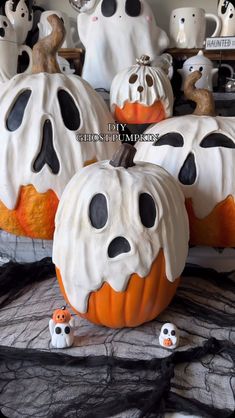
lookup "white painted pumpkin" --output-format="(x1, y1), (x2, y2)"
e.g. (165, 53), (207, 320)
(78, 0), (169, 90)
(136, 71), (235, 247)
(110, 55), (174, 124)
(53, 144), (189, 328)
(0, 15), (118, 240)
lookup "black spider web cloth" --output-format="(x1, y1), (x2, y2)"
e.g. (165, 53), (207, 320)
(0, 261), (234, 418)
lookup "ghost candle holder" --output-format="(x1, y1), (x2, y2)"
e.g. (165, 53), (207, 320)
(136, 70), (235, 248)
(53, 143), (189, 328)
(110, 55), (174, 125)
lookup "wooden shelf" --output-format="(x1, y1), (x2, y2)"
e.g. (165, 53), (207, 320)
(167, 48), (235, 61)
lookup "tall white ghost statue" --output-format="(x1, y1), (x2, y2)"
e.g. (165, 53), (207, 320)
(78, 0), (169, 91)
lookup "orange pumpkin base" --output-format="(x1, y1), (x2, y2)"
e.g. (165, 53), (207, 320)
(186, 195), (235, 247)
(114, 101), (166, 125)
(56, 250), (180, 328)
(0, 185), (59, 240)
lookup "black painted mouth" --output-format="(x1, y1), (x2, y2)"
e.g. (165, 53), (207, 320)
(108, 237), (131, 258)
(0, 28), (5, 38)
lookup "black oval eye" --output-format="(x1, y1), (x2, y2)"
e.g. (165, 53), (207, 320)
(65, 326), (70, 334)
(192, 13), (195, 17)
(171, 330), (176, 336)
(58, 90), (81, 131)
(200, 133), (235, 149)
(163, 329), (168, 335)
(129, 74), (138, 84)
(199, 66), (203, 72)
(62, 315), (65, 319)
(189, 66), (194, 72)
(139, 193), (156, 228)
(125, 0), (141, 17)
(146, 74), (153, 87)
(101, 0), (117, 17)
(55, 327), (61, 334)
(6, 90), (31, 131)
(153, 133), (184, 147)
(89, 194), (108, 229)
(3, 21), (8, 27)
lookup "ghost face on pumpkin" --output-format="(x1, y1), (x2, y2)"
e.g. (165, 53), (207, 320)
(53, 156), (189, 322)
(78, 0), (169, 90)
(110, 56), (174, 124)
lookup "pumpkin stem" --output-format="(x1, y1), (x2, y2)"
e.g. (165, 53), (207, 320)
(110, 143), (136, 169)
(136, 55), (151, 66)
(184, 71), (216, 116)
(32, 14), (66, 74)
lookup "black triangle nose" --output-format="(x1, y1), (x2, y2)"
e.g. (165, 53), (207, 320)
(33, 119), (60, 175)
(178, 153), (197, 185)
(108, 237), (131, 258)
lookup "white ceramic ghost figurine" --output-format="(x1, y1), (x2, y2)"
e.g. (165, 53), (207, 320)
(49, 308), (75, 349)
(218, 0), (235, 36)
(159, 323), (179, 350)
(78, 0), (169, 91)
(5, 0), (33, 45)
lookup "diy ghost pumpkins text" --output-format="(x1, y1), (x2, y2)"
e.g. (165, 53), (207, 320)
(78, 0), (169, 90)
(110, 55), (174, 125)
(0, 15), (118, 240)
(53, 143), (189, 328)
(136, 71), (235, 247)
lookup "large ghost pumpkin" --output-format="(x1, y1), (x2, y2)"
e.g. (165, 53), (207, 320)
(110, 55), (174, 125)
(0, 15), (118, 240)
(78, 0), (169, 91)
(53, 144), (189, 328)
(136, 71), (235, 247)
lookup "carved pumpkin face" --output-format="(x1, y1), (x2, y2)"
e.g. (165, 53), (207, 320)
(136, 113), (235, 247)
(52, 307), (71, 324)
(110, 55), (174, 124)
(53, 144), (189, 328)
(0, 15), (117, 240)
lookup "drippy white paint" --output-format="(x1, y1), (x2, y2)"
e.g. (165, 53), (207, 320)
(78, 0), (169, 90)
(110, 61), (174, 117)
(53, 160), (189, 313)
(135, 115), (235, 218)
(0, 72), (118, 210)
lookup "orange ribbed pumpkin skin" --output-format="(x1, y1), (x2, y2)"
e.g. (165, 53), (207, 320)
(0, 185), (59, 240)
(114, 101), (166, 125)
(186, 195), (235, 247)
(56, 250), (180, 328)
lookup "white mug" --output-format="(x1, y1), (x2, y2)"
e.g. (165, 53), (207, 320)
(218, 0), (235, 36)
(38, 10), (75, 48)
(0, 16), (32, 83)
(170, 7), (222, 49)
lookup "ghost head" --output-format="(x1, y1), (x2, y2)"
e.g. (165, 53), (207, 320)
(159, 323), (179, 349)
(0, 16), (16, 42)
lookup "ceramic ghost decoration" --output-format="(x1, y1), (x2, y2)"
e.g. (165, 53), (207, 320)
(178, 51), (218, 91)
(53, 143), (189, 328)
(0, 15), (16, 42)
(49, 307), (75, 349)
(0, 15), (118, 240)
(110, 55), (174, 124)
(136, 71), (235, 247)
(159, 323), (179, 349)
(78, 0), (169, 90)
(218, 0), (235, 36)
(5, 0), (33, 44)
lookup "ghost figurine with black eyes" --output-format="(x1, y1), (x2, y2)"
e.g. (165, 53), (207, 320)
(5, 0), (33, 44)
(78, 0), (169, 90)
(159, 323), (179, 350)
(49, 307), (75, 349)
(218, 0), (235, 36)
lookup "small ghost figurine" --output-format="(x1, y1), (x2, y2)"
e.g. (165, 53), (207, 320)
(159, 323), (179, 350)
(49, 306), (75, 349)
